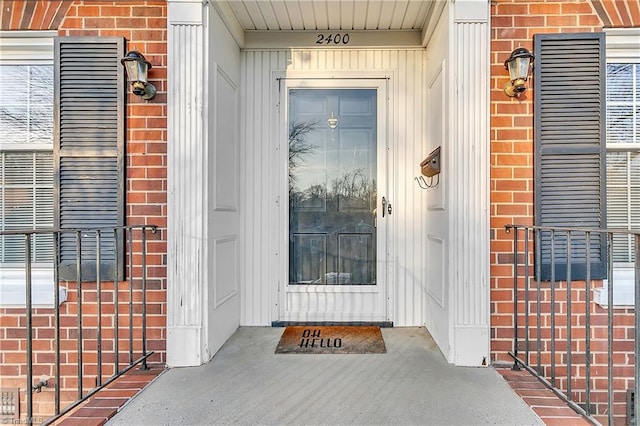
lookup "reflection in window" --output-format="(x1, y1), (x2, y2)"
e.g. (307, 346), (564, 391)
(0, 65), (54, 146)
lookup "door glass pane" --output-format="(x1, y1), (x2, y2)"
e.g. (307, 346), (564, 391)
(289, 89), (377, 285)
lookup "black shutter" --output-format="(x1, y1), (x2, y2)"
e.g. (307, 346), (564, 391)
(54, 37), (125, 281)
(534, 33), (607, 281)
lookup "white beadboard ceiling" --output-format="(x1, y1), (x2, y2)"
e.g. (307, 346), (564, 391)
(220, 0), (436, 31)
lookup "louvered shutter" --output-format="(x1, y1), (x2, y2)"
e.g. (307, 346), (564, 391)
(534, 33), (607, 281)
(54, 37), (125, 281)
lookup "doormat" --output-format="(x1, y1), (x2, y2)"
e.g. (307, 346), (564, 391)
(275, 326), (386, 354)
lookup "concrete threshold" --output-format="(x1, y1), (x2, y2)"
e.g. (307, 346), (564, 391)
(108, 327), (544, 426)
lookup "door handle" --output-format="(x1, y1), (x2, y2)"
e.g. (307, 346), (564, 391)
(382, 197), (392, 217)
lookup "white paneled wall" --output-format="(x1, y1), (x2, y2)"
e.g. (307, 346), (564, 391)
(167, 12), (207, 366)
(240, 48), (431, 326)
(449, 18), (491, 366)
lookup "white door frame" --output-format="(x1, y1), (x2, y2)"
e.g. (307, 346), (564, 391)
(275, 75), (392, 323)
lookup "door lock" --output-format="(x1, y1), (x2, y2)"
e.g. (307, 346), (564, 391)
(382, 197), (392, 217)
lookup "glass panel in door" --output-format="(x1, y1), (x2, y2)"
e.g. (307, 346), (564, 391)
(289, 89), (377, 286)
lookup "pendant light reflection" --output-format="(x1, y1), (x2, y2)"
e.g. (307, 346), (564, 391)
(327, 112), (338, 129)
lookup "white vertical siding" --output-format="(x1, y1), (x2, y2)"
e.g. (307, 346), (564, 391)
(448, 8), (491, 366)
(240, 48), (428, 326)
(450, 21), (490, 327)
(168, 23), (205, 327)
(167, 1), (207, 366)
(240, 51), (289, 325)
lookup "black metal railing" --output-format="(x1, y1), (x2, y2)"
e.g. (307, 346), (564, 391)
(0, 225), (158, 425)
(505, 224), (639, 426)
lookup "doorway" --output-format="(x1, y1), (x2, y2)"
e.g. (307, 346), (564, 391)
(280, 79), (389, 323)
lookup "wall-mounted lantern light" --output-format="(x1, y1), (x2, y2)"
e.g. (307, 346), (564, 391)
(121, 50), (156, 100)
(504, 47), (534, 98)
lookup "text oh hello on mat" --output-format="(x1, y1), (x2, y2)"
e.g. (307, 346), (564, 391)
(275, 326), (386, 354)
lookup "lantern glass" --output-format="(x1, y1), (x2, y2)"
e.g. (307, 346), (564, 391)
(124, 60), (148, 84)
(516, 57), (530, 81)
(507, 57), (529, 81)
(505, 48), (533, 82)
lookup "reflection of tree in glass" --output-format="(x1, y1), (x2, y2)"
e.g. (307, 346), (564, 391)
(330, 168), (373, 204)
(298, 184), (326, 206)
(289, 121), (375, 210)
(288, 120), (318, 192)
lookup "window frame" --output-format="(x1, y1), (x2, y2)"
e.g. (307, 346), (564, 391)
(0, 31), (64, 307)
(594, 28), (640, 308)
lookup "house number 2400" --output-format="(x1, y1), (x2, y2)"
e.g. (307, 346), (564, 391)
(316, 33), (350, 45)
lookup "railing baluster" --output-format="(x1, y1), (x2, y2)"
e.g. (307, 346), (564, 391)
(114, 228), (120, 373)
(53, 231), (61, 415)
(550, 229), (556, 387)
(96, 230), (102, 386)
(566, 231), (572, 399)
(535, 229), (542, 375)
(141, 227), (148, 370)
(128, 227), (134, 364)
(635, 234), (640, 426)
(25, 233), (33, 426)
(76, 230), (83, 400)
(524, 228), (530, 366)
(512, 225), (520, 369)
(584, 231), (591, 416)
(607, 232), (614, 426)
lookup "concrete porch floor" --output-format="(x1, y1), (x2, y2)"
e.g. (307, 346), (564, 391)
(107, 327), (543, 425)
(107, 327), (545, 425)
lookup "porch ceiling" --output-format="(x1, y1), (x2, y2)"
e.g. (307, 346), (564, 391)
(219, 0), (436, 31)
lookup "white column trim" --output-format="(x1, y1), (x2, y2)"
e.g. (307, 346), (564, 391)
(447, 0), (491, 366)
(166, 0), (209, 367)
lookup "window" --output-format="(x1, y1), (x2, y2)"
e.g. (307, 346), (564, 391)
(1, 67), (54, 262)
(607, 63), (640, 261)
(0, 31), (59, 306)
(596, 28), (640, 307)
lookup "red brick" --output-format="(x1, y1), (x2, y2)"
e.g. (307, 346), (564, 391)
(131, 29), (165, 41)
(491, 16), (514, 27)
(116, 17), (148, 28)
(130, 155), (164, 167)
(100, 29), (132, 39)
(546, 15), (578, 26)
(561, 2), (596, 15)
(579, 14), (602, 26)
(84, 17), (116, 28)
(65, 29), (100, 37)
(100, 6), (133, 17)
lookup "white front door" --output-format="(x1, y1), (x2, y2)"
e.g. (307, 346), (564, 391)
(280, 79), (389, 323)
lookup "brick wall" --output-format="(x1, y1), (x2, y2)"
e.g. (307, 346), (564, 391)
(0, 1), (167, 421)
(490, 0), (635, 422)
(491, 0), (601, 361)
